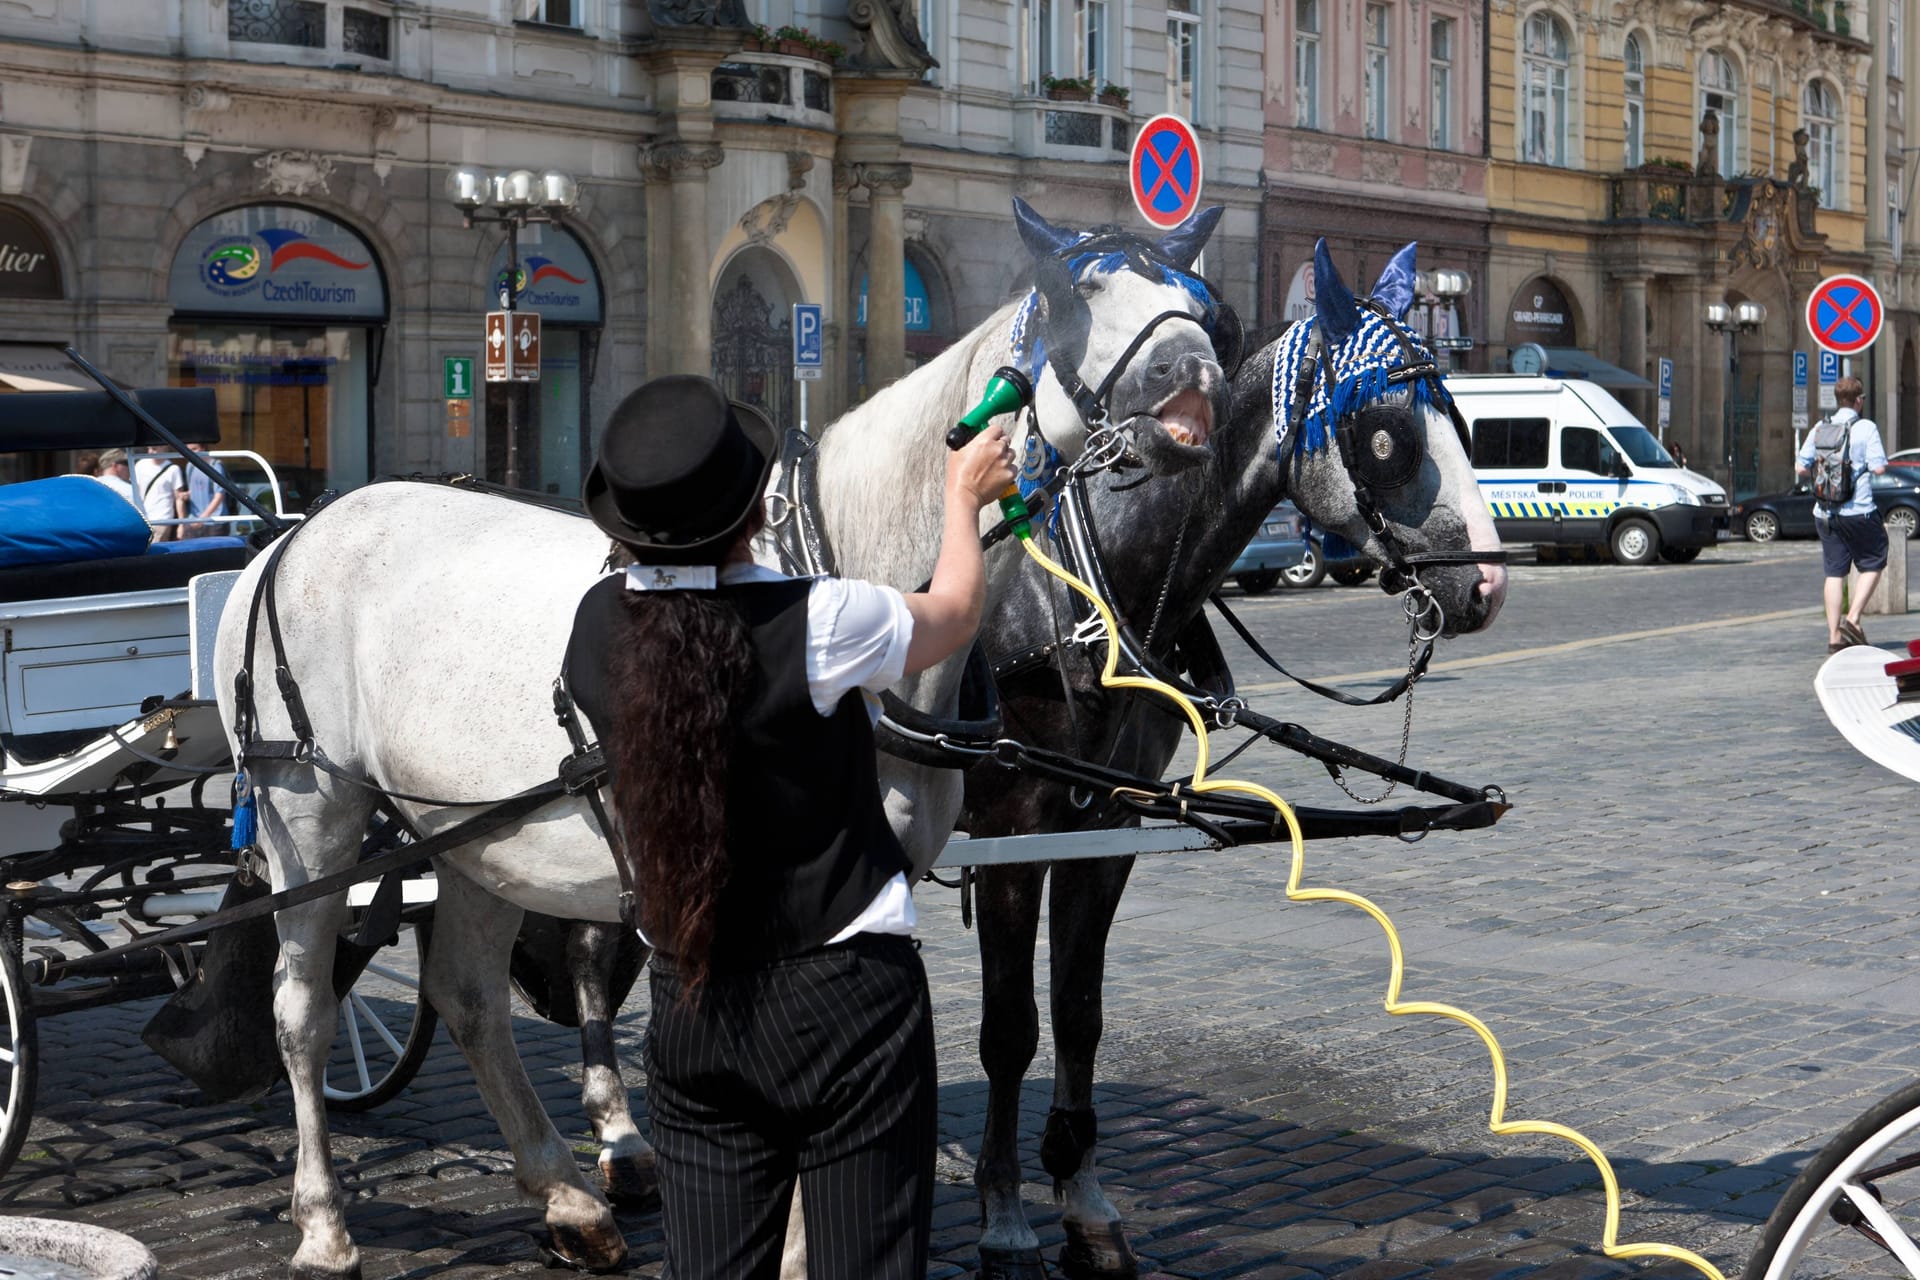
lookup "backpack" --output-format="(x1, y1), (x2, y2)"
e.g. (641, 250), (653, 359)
(1810, 417), (1856, 509)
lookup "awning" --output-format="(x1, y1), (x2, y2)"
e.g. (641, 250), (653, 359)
(1543, 347), (1654, 390)
(0, 347), (98, 393)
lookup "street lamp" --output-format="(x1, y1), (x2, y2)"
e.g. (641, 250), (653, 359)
(1414, 268), (1474, 371)
(444, 165), (582, 490)
(1704, 296), (1767, 491)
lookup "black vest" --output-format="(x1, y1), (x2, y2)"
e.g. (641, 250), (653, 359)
(565, 575), (910, 967)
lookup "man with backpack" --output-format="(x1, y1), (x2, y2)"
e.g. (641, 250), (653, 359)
(1796, 375), (1889, 653)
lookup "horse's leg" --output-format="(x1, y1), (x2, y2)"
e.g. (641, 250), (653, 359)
(424, 872), (626, 1271)
(256, 772), (373, 1280)
(973, 862), (1050, 1280)
(1045, 855), (1139, 1280)
(562, 921), (658, 1209)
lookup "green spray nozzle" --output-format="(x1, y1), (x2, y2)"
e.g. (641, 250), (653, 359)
(945, 365), (1040, 539)
(945, 366), (1035, 451)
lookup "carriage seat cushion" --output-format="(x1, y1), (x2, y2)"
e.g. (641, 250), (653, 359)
(0, 475), (152, 569)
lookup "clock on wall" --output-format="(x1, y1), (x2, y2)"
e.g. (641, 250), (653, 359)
(1509, 342), (1549, 376)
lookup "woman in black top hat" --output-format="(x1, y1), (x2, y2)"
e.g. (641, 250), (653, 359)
(564, 374), (1015, 1280)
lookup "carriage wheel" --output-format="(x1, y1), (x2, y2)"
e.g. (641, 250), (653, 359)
(1745, 1077), (1920, 1278)
(0, 929), (39, 1176)
(323, 919), (436, 1112)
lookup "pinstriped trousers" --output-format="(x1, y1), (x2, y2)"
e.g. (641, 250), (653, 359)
(645, 933), (936, 1280)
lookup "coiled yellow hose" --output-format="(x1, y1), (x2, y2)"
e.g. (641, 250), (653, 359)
(1016, 532), (1725, 1280)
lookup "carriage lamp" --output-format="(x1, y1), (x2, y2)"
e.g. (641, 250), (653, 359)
(444, 165), (583, 490)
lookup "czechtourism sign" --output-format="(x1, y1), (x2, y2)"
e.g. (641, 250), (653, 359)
(169, 205), (386, 320)
(487, 226), (602, 324)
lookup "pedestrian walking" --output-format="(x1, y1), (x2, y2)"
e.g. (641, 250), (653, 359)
(1797, 374), (1889, 653)
(562, 374), (1016, 1280)
(184, 442), (228, 537)
(92, 448), (137, 508)
(131, 446), (187, 541)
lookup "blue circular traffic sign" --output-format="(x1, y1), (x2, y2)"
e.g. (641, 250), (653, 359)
(1805, 274), (1884, 357)
(1129, 115), (1203, 230)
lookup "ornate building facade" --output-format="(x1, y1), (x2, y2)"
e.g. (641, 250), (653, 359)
(1485, 0), (1878, 495)
(0, 0), (1263, 498)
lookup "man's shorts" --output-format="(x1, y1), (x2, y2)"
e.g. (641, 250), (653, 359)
(1817, 511), (1890, 576)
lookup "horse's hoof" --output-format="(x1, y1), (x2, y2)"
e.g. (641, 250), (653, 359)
(600, 1152), (661, 1213)
(978, 1244), (1049, 1280)
(1058, 1221), (1139, 1280)
(545, 1221), (629, 1274)
(288, 1258), (362, 1280)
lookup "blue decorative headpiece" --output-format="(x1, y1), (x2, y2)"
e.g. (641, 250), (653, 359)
(1271, 240), (1436, 457)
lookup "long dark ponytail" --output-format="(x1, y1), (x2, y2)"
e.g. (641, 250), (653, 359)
(603, 548), (754, 996)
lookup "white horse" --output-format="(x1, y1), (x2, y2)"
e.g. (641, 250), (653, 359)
(213, 199), (1232, 1278)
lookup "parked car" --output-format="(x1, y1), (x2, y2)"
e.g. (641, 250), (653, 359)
(1280, 525), (1376, 589)
(1228, 502), (1309, 594)
(1735, 468), (1920, 542)
(1889, 448), (1920, 468)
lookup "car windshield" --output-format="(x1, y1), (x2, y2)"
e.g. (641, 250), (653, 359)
(1605, 425), (1676, 468)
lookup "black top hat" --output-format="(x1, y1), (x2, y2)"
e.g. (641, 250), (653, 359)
(582, 375), (778, 566)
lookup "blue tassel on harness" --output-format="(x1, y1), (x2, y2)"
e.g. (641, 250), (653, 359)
(230, 772), (257, 850)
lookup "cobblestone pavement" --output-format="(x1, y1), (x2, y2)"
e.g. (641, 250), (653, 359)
(5, 539), (1919, 1279)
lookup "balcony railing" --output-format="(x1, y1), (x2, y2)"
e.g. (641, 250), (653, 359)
(711, 54), (834, 128)
(228, 0), (393, 61)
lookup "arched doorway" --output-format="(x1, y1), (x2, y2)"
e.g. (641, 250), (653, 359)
(711, 247), (800, 432)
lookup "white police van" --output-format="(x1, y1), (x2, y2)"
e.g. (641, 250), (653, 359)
(1445, 375), (1729, 565)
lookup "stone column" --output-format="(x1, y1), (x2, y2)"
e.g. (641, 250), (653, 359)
(1617, 274), (1651, 425)
(643, 141), (725, 376)
(859, 163), (913, 391)
(831, 162), (857, 414)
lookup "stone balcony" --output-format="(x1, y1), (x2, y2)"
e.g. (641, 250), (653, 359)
(709, 52), (836, 131)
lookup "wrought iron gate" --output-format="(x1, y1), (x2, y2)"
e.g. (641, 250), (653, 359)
(712, 276), (794, 432)
(1724, 375), (1761, 499)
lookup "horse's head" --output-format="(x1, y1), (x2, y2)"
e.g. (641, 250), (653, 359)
(1009, 198), (1238, 477)
(1269, 241), (1506, 635)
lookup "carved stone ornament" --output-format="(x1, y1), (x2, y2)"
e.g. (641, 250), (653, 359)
(786, 149), (814, 191)
(1430, 158), (1465, 191)
(1362, 149), (1401, 186)
(640, 141), (725, 179)
(741, 192), (802, 244)
(647, 0), (750, 30)
(254, 149), (334, 197)
(1786, 126), (1810, 189)
(1729, 179), (1789, 270)
(1292, 137), (1336, 174)
(843, 0), (936, 73)
(1696, 109), (1720, 179)
(856, 163), (913, 195)
(372, 107), (417, 186)
(183, 85), (233, 170)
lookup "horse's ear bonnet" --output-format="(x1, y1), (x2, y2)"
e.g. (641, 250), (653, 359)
(1370, 243), (1419, 322)
(1155, 206), (1224, 271)
(1013, 197), (1078, 259)
(1312, 239), (1361, 345)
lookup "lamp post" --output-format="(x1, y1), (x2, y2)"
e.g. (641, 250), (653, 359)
(445, 166), (580, 491)
(1704, 298), (1767, 493)
(1414, 268), (1474, 371)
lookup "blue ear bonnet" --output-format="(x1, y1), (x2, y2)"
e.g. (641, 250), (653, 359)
(1270, 307), (1441, 457)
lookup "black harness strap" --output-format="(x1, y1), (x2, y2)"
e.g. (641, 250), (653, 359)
(552, 676), (639, 930)
(1209, 591), (1432, 707)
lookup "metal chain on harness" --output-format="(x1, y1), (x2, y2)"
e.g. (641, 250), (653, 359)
(1328, 582), (1443, 805)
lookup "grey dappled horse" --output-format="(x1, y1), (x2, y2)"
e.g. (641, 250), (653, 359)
(958, 240), (1507, 1279)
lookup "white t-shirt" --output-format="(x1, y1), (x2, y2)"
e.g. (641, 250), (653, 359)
(630, 561), (920, 943)
(132, 455), (184, 526)
(90, 472), (138, 509)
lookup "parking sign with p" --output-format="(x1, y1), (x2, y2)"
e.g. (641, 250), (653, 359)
(792, 303), (823, 381)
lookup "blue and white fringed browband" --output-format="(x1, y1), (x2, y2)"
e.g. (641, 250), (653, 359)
(1268, 303), (1442, 460)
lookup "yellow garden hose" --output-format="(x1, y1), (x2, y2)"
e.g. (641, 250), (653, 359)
(1016, 532), (1725, 1280)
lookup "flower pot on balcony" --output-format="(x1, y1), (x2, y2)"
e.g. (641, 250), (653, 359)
(1048, 86), (1093, 102)
(1098, 90), (1129, 108)
(778, 38), (811, 56)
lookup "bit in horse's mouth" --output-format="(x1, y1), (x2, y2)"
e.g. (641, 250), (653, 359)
(1153, 388), (1213, 448)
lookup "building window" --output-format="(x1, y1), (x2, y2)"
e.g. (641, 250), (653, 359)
(1521, 12), (1570, 166)
(1167, 0), (1199, 121)
(342, 7), (390, 58)
(1623, 33), (1645, 168)
(1294, 0), (1321, 129)
(1364, 4), (1391, 141)
(920, 0), (939, 82)
(1021, 0), (1054, 90)
(1075, 0), (1107, 87)
(1893, 0), (1905, 80)
(229, 0), (325, 47)
(520, 0), (579, 23)
(1429, 17), (1453, 149)
(1700, 49), (1741, 177)
(1805, 79), (1840, 208)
